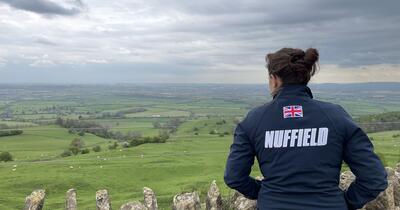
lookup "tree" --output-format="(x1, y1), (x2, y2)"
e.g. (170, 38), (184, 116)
(127, 131), (142, 139)
(78, 130), (85, 136)
(0, 151), (13, 162)
(108, 142), (118, 150)
(81, 148), (90, 154)
(70, 138), (85, 149)
(152, 121), (161, 129)
(69, 138), (85, 155)
(159, 130), (170, 141)
(60, 150), (72, 157)
(0, 129), (23, 137)
(92, 145), (101, 152)
(70, 147), (80, 155)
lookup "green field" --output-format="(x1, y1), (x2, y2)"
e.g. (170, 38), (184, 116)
(0, 84), (399, 209)
(0, 122), (399, 209)
(0, 120), (242, 209)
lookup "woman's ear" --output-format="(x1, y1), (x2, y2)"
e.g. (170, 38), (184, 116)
(268, 74), (283, 97)
(269, 74), (278, 88)
(268, 73), (277, 95)
(271, 74), (282, 88)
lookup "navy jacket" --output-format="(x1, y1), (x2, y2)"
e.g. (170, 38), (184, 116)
(224, 84), (388, 210)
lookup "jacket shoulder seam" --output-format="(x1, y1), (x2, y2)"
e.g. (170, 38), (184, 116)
(314, 101), (345, 140)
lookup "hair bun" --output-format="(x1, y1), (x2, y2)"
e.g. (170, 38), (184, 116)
(303, 48), (319, 67)
(266, 47), (319, 85)
(289, 51), (305, 64)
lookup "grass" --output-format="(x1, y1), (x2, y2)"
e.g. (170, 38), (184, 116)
(0, 130), (237, 209)
(0, 120), (398, 209)
(0, 84), (399, 209)
(368, 130), (400, 166)
(0, 126), (109, 161)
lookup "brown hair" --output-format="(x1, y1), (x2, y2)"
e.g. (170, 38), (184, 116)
(266, 48), (319, 85)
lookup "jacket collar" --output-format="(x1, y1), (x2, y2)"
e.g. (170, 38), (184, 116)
(272, 83), (313, 99)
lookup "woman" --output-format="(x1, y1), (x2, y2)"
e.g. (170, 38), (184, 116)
(223, 48), (388, 210)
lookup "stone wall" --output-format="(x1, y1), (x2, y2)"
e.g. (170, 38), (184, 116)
(24, 163), (400, 210)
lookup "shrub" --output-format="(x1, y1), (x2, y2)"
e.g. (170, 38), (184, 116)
(0, 130), (23, 137)
(108, 142), (118, 150)
(129, 139), (144, 147)
(68, 128), (76, 134)
(81, 148), (90, 154)
(0, 151), (13, 162)
(159, 130), (170, 141)
(152, 121), (161, 129)
(60, 150), (72, 157)
(69, 138), (85, 155)
(92, 145), (101, 152)
(209, 130), (217, 135)
(69, 147), (80, 155)
(70, 138), (85, 149)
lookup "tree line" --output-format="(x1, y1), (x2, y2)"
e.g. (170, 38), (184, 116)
(356, 111), (400, 133)
(55, 117), (172, 147)
(0, 129), (23, 137)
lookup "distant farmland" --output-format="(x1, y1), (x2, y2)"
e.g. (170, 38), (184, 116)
(0, 83), (399, 209)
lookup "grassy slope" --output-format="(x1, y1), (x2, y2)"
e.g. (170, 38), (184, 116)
(367, 130), (400, 166)
(0, 126), (109, 161)
(0, 124), (238, 209)
(0, 118), (399, 209)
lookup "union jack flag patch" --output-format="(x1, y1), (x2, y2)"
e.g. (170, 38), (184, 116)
(283, 105), (303, 118)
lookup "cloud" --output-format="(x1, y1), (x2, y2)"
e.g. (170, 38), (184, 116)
(29, 54), (55, 67)
(0, 0), (86, 16)
(87, 59), (108, 64)
(312, 64), (400, 83)
(0, 0), (399, 83)
(0, 57), (7, 67)
(32, 35), (57, 45)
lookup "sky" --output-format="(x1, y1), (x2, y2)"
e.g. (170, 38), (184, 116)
(0, 0), (399, 84)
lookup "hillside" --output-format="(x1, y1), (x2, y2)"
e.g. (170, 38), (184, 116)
(0, 120), (399, 209)
(356, 111), (400, 133)
(0, 84), (399, 209)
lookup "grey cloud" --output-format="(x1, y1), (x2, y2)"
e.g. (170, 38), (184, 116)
(146, 0), (400, 66)
(1, 0), (400, 84)
(32, 35), (57, 46)
(0, 0), (85, 16)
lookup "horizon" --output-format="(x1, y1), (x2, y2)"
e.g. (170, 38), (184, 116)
(1, 81), (400, 86)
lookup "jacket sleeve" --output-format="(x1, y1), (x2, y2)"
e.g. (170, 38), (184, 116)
(339, 106), (388, 210)
(223, 121), (261, 200)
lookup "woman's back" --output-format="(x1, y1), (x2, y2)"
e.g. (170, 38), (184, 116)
(223, 48), (388, 210)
